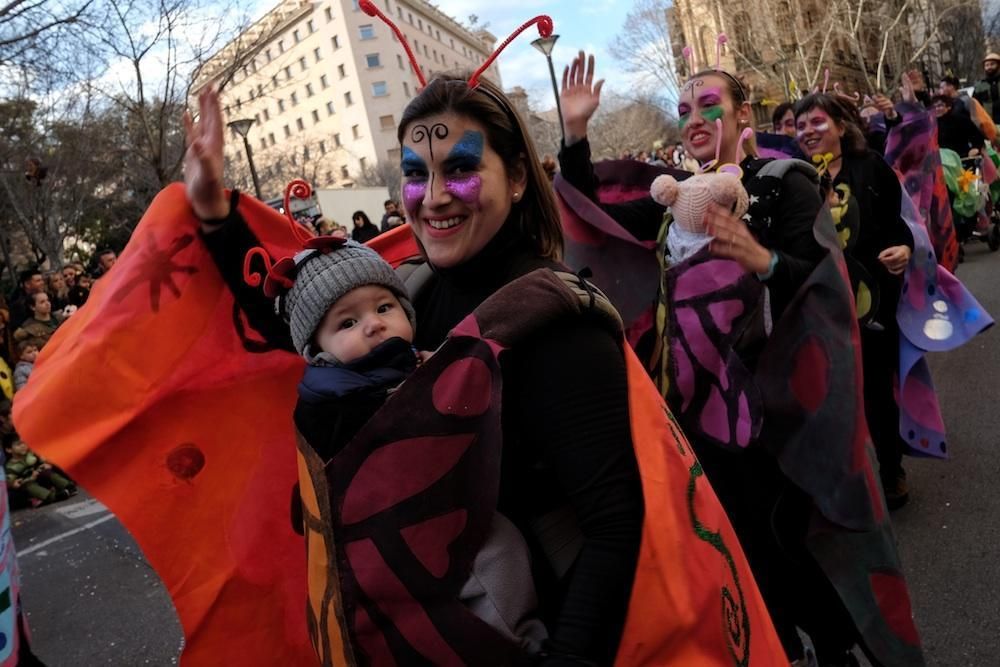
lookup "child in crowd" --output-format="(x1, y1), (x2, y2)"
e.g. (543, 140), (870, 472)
(4, 436), (76, 507)
(14, 339), (40, 392)
(275, 237), (547, 651)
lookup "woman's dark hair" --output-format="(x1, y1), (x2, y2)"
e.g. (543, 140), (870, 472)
(930, 94), (954, 109)
(793, 93), (868, 156)
(397, 73), (562, 261)
(351, 210), (372, 226)
(771, 102), (794, 129)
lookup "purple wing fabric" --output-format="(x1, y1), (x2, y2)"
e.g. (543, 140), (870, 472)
(664, 250), (764, 449)
(555, 161), (763, 449)
(554, 160), (687, 346)
(754, 131), (805, 160)
(894, 192), (993, 458)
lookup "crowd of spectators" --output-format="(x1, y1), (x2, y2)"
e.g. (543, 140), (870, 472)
(0, 251), (113, 508)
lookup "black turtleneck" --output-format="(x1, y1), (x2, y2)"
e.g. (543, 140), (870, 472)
(202, 201), (645, 666)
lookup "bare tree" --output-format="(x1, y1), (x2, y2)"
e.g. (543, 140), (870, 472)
(609, 0), (683, 109)
(355, 161), (402, 202)
(587, 94), (678, 160)
(0, 0), (94, 68)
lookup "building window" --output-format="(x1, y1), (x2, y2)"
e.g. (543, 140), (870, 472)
(359, 24), (375, 40)
(366, 53), (381, 68)
(436, 29), (441, 41)
(320, 74), (329, 89)
(396, 6), (401, 18)
(332, 35), (340, 49)
(299, 56), (307, 71)
(278, 39), (285, 53)
(314, 47), (322, 62)
(407, 12), (412, 24)
(372, 81), (388, 96)
(307, 19), (314, 33)
(450, 38), (454, 49)
(296, 117), (304, 130)
(284, 65), (292, 80)
(352, 124), (360, 139)
(326, 170), (333, 183)
(379, 114), (394, 129)
(254, 112), (260, 124)
(341, 165), (350, 179)
(403, 81), (410, 97)
(324, 7), (332, 21)
(397, 54), (403, 69)
(278, 99), (286, 112)
(338, 64), (346, 78)
(235, 97), (241, 109)
(263, 108), (270, 121)
(433, 49), (438, 63)
(359, 157), (367, 171)
(303, 146), (310, 160)
(326, 101), (335, 115)
(283, 125), (291, 138)
(345, 91), (353, 105)
(269, 132), (276, 146)
(265, 48), (272, 62)
(417, 18), (422, 30)
(293, 29), (300, 43)
(320, 140), (327, 154)
(271, 74), (279, 89)
(312, 109), (320, 123)
(260, 137), (267, 150)
(291, 91), (299, 106)
(387, 147), (400, 162)
(334, 133), (342, 147)
(306, 83), (314, 97)
(257, 83), (264, 97)
(423, 44), (428, 57)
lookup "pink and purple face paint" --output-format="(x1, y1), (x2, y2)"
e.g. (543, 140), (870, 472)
(678, 86), (724, 130)
(401, 130), (484, 215)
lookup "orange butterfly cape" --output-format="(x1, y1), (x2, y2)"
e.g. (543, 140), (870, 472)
(14, 184), (785, 665)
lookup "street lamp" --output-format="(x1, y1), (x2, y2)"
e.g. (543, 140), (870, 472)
(531, 34), (564, 144)
(227, 118), (263, 200)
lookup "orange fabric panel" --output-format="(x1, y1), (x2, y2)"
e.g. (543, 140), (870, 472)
(14, 185), (316, 665)
(616, 347), (787, 666)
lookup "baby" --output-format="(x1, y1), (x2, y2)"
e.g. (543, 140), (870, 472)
(277, 238), (547, 652)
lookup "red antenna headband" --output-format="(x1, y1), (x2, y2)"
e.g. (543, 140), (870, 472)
(359, 0), (552, 90)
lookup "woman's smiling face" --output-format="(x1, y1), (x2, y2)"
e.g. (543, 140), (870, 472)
(795, 108), (843, 158)
(400, 112), (526, 269)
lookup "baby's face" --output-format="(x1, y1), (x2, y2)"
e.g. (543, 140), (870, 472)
(315, 285), (413, 362)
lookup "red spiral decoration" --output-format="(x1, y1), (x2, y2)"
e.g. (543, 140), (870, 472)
(468, 15), (553, 89)
(243, 247), (275, 288)
(283, 178), (316, 245)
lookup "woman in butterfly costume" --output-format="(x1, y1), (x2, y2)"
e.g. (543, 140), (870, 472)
(13, 5), (786, 667)
(556, 47), (925, 667)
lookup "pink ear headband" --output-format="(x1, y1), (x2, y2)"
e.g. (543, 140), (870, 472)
(359, 0), (552, 91)
(683, 33), (728, 73)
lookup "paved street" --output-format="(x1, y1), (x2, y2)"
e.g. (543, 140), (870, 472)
(8, 242), (1000, 665)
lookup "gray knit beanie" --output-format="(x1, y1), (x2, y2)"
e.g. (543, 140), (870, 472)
(282, 240), (416, 357)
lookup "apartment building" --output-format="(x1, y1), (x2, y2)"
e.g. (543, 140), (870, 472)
(192, 0), (499, 198)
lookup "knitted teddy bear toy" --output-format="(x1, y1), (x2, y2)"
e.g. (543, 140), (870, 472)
(650, 170), (750, 264)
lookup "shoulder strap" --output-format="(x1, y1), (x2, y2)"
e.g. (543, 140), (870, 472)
(756, 158), (819, 183)
(395, 260), (434, 299)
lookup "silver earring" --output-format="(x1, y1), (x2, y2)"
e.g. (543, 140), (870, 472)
(513, 192), (521, 201)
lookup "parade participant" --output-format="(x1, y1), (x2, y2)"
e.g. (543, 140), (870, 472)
(558, 48), (924, 667)
(772, 101), (796, 136)
(930, 94), (986, 157)
(974, 53), (1000, 123)
(795, 93), (914, 509)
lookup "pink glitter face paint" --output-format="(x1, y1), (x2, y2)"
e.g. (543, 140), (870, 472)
(444, 173), (482, 204)
(402, 181), (425, 213)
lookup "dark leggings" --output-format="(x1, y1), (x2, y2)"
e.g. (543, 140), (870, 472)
(692, 442), (863, 664)
(860, 325), (905, 488)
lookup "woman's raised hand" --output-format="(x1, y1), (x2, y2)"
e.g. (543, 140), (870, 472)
(705, 203), (774, 274)
(183, 87), (230, 220)
(560, 51), (604, 146)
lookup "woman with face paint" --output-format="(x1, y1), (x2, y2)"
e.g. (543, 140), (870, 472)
(182, 73), (648, 662)
(794, 93), (915, 513)
(558, 53), (924, 667)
